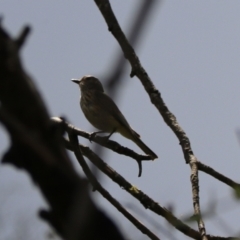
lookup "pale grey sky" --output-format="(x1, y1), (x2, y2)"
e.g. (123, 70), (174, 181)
(1, 1), (240, 239)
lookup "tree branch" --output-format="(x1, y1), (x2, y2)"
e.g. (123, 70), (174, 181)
(0, 23), (126, 240)
(65, 138), (203, 239)
(51, 117), (152, 177)
(15, 25), (31, 50)
(198, 161), (240, 190)
(93, 0), (206, 238)
(66, 138), (239, 239)
(67, 123), (161, 240)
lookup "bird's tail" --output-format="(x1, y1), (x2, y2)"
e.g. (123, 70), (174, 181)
(131, 130), (158, 160)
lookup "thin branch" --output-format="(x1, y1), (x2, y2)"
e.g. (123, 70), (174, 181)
(124, 203), (178, 240)
(60, 108), (240, 189)
(65, 138), (201, 239)
(93, 1), (207, 238)
(15, 25), (31, 50)
(66, 139), (239, 240)
(0, 100), (128, 240)
(51, 117), (152, 177)
(105, 0), (158, 91)
(190, 159), (207, 240)
(93, 0), (193, 163)
(94, 0), (158, 166)
(198, 161), (240, 190)
(67, 124), (161, 240)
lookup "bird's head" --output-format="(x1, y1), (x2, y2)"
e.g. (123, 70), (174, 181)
(71, 75), (104, 93)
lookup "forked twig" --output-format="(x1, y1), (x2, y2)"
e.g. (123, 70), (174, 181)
(67, 123), (161, 240)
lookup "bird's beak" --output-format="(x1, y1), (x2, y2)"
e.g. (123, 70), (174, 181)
(71, 79), (80, 84)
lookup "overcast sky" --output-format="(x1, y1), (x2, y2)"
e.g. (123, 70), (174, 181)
(1, 1), (240, 239)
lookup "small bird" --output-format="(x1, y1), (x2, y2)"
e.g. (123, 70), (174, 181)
(71, 75), (158, 160)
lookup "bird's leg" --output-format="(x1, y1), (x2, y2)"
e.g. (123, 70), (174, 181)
(89, 130), (105, 142)
(89, 129), (116, 142)
(105, 128), (116, 141)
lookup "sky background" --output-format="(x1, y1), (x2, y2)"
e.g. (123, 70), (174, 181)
(1, 1), (240, 239)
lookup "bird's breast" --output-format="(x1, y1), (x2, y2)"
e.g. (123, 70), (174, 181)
(80, 91), (119, 132)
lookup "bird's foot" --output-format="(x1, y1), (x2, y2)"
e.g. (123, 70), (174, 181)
(89, 129), (115, 143)
(100, 136), (111, 142)
(89, 131), (105, 142)
(89, 132), (97, 142)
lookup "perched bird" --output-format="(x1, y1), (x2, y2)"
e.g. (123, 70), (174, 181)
(71, 75), (158, 160)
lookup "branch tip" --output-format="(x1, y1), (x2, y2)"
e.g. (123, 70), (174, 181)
(16, 25), (31, 50)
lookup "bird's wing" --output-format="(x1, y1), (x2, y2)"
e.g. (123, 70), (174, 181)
(96, 91), (139, 136)
(97, 92), (140, 138)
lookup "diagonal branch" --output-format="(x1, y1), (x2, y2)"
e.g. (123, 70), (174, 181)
(67, 123), (161, 240)
(93, 0), (206, 238)
(65, 138), (201, 239)
(94, 0), (158, 164)
(15, 25), (31, 50)
(51, 117), (152, 177)
(198, 161), (240, 190)
(66, 139), (239, 240)
(105, 0), (158, 91)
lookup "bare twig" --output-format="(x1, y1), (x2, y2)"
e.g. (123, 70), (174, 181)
(66, 139), (239, 239)
(94, 0), (158, 166)
(67, 123), (161, 240)
(94, 0), (207, 238)
(51, 117), (152, 177)
(0, 105), (125, 240)
(190, 159), (207, 240)
(65, 138), (201, 239)
(105, 0), (158, 91)
(15, 25), (31, 50)
(198, 161), (240, 190)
